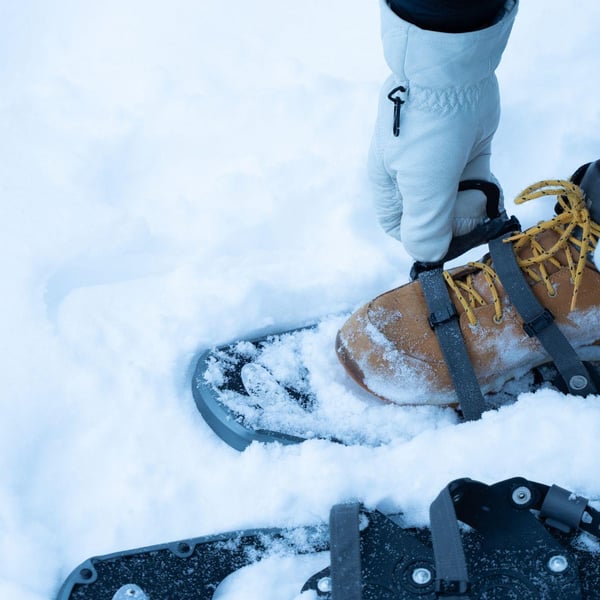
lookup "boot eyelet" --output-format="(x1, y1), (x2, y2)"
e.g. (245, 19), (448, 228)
(493, 315), (503, 325)
(547, 289), (557, 298)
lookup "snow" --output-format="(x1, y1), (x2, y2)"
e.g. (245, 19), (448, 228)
(2, 1), (600, 598)
(203, 315), (459, 444)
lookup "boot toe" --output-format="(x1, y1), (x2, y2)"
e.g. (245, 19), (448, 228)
(336, 288), (455, 406)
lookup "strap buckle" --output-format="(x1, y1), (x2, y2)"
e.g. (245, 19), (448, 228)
(429, 304), (458, 329)
(436, 579), (470, 596)
(523, 308), (554, 337)
(541, 484), (589, 533)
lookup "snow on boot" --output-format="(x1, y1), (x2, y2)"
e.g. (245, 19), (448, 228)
(336, 174), (600, 407)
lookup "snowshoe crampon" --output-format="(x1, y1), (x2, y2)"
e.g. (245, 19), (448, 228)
(56, 476), (600, 599)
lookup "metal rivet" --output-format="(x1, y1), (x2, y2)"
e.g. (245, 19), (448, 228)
(317, 577), (332, 593)
(569, 375), (588, 391)
(548, 555), (568, 573)
(112, 584), (149, 600)
(412, 567), (433, 585)
(512, 486), (532, 505)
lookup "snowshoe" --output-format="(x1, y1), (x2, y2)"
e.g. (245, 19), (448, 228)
(56, 476), (600, 599)
(192, 162), (600, 450)
(191, 316), (566, 451)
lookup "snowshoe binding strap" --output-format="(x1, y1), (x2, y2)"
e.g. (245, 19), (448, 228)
(489, 231), (598, 396)
(445, 179), (520, 264)
(427, 177), (600, 415)
(460, 180), (502, 219)
(409, 180), (521, 420)
(429, 486), (470, 597)
(442, 180), (600, 327)
(485, 179), (600, 396)
(410, 180), (520, 275)
(305, 476), (600, 600)
(329, 503), (362, 600)
(417, 266), (486, 421)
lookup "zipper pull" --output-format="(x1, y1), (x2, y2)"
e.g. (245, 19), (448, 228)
(387, 85), (406, 137)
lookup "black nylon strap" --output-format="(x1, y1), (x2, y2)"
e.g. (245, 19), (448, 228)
(443, 215), (520, 263)
(430, 486), (470, 598)
(488, 235), (597, 396)
(330, 503), (362, 600)
(418, 268), (486, 421)
(458, 179), (501, 219)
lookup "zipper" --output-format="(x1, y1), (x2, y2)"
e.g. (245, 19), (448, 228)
(387, 85), (407, 137)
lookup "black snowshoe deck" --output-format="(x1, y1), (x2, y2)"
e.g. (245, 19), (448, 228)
(56, 524), (329, 600)
(56, 477), (600, 599)
(191, 315), (575, 451)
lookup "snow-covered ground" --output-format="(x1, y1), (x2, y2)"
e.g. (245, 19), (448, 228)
(2, 1), (600, 598)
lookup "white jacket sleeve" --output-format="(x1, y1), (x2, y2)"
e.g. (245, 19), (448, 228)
(370, 0), (518, 263)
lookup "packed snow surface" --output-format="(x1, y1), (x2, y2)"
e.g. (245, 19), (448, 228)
(2, 1), (600, 598)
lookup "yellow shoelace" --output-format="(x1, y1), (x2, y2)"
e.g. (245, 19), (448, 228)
(444, 180), (600, 326)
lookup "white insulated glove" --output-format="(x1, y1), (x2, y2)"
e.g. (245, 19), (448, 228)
(370, 0), (518, 262)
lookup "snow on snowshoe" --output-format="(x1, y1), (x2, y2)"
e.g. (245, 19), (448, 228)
(192, 315), (552, 450)
(192, 324), (322, 451)
(55, 520), (329, 600)
(337, 162), (600, 420)
(192, 319), (465, 450)
(55, 476), (600, 599)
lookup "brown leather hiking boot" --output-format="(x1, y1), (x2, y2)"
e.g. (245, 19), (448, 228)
(336, 179), (600, 406)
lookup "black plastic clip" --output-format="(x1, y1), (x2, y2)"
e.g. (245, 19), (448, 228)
(429, 303), (458, 329)
(387, 85), (406, 137)
(523, 309), (554, 337)
(410, 260), (443, 282)
(541, 484), (589, 533)
(436, 579), (470, 596)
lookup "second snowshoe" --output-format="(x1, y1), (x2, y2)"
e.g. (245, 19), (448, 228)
(56, 476), (600, 599)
